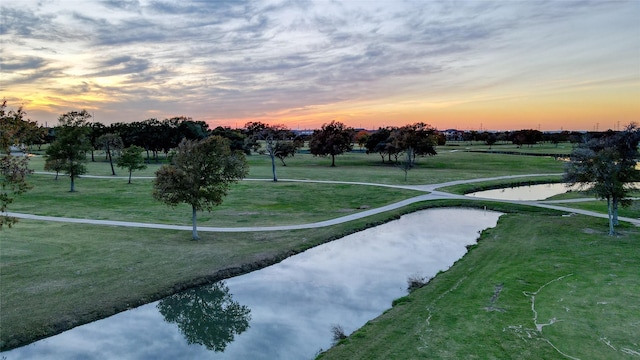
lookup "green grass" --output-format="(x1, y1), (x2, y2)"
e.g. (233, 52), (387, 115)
(553, 199), (640, 219)
(442, 141), (575, 155)
(10, 175), (420, 226)
(318, 214), (640, 359)
(28, 148), (565, 185)
(2, 148), (637, 357)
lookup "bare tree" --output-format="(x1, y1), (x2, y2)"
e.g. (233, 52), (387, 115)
(244, 122), (301, 181)
(97, 133), (124, 175)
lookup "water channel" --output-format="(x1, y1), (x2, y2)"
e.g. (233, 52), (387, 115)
(3, 208), (502, 360)
(465, 183), (573, 201)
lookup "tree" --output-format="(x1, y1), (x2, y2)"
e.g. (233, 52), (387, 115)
(244, 122), (301, 181)
(510, 129), (543, 148)
(389, 123), (437, 167)
(44, 158), (65, 180)
(397, 147), (414, 181)
(483, 132), (497, 149)
(45, 110), (92, 192)
(153, 136), (249, 240)
(1, 101), (34, 228)
(273, 139), (302, 166)
(355, 130), (370, 150)
(365, 127), (398, 163)
(563, 124), (640, 235)
(88, 122), (107, 162)
(210, 126), (251, 154)
(309, 121), (355, 167)
(117, 146), (147, 184)
(157, 281), (251, 352)
(137, 118), (164, 162)
(0, 101), (40, 152)
(97, 133), (124, 176)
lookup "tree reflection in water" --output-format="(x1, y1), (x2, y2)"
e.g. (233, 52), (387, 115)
(157, 281), (251, 352)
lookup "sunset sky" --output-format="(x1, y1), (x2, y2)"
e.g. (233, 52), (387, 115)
(2, 0), (639, 131)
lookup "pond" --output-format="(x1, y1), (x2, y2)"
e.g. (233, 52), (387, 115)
(465, 183), (575, 201)
(3, 208), (502, 360)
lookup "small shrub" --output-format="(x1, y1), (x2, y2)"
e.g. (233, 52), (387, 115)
(331, 324), (347, 344)
(407, 274), (429, 293)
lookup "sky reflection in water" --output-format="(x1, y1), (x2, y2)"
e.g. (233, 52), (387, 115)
(4, 208), (501, 360)
(465, 183), (573, 201)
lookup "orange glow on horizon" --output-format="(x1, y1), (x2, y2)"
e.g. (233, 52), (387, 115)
(9, 73), (638, 131)
(204, 86), (639, 132)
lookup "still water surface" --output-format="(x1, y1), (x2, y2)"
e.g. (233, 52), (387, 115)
(465, 183), (572, 201)
(4, 208), (501, 360)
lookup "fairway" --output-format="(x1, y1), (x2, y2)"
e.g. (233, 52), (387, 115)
(2, 148), (639, 358)
(10, 174), (422, 226)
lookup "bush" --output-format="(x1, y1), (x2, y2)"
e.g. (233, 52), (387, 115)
(407, 273), (429, 293)
(331, 324), (347, 344)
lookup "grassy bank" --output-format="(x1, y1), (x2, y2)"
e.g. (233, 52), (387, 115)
(439, 175), (564, 195)
(555, 199), (640, 220)
(318, 213), (640, 359)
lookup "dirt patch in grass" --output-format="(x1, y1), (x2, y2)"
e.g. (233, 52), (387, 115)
(582, 228), (599, 234)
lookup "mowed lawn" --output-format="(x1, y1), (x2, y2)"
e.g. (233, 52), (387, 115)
(3, 147), (639, 358)
(9, 175), (422, 226)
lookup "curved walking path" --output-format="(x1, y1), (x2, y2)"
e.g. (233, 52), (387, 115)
(7, 173), (640, 230)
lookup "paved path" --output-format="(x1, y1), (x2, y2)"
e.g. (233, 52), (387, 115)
(7, 173), (639, 231)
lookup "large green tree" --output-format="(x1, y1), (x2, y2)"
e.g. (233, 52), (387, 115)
(153, 136), (249, 240)
(564, 124), (640, 235)
(365, 127), (399, 163)
(389, 122), (438, 167)
(309, 121), (355, 167)
(45, 110), (92, 192)
(0, 101), (34, 228)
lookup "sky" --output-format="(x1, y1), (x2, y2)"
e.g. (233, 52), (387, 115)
(2, 0), (639, 131)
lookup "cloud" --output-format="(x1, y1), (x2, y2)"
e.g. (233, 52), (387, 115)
(1, 56), (47, 71)
(0, 57), (68, 88)
(0, 7), (47, 37)
(1, 0), (638, 129)
(147, 0), (252, 16)
(99, 0), (142, 11)
(90, 56), (152, 77)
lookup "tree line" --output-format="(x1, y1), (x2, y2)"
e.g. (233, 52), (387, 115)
(2, 101), (638, 237)
(445, 129), (594, 148)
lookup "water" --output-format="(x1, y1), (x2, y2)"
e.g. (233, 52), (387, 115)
(3, 208), (502, 360)
(465, 183), (574, 201)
